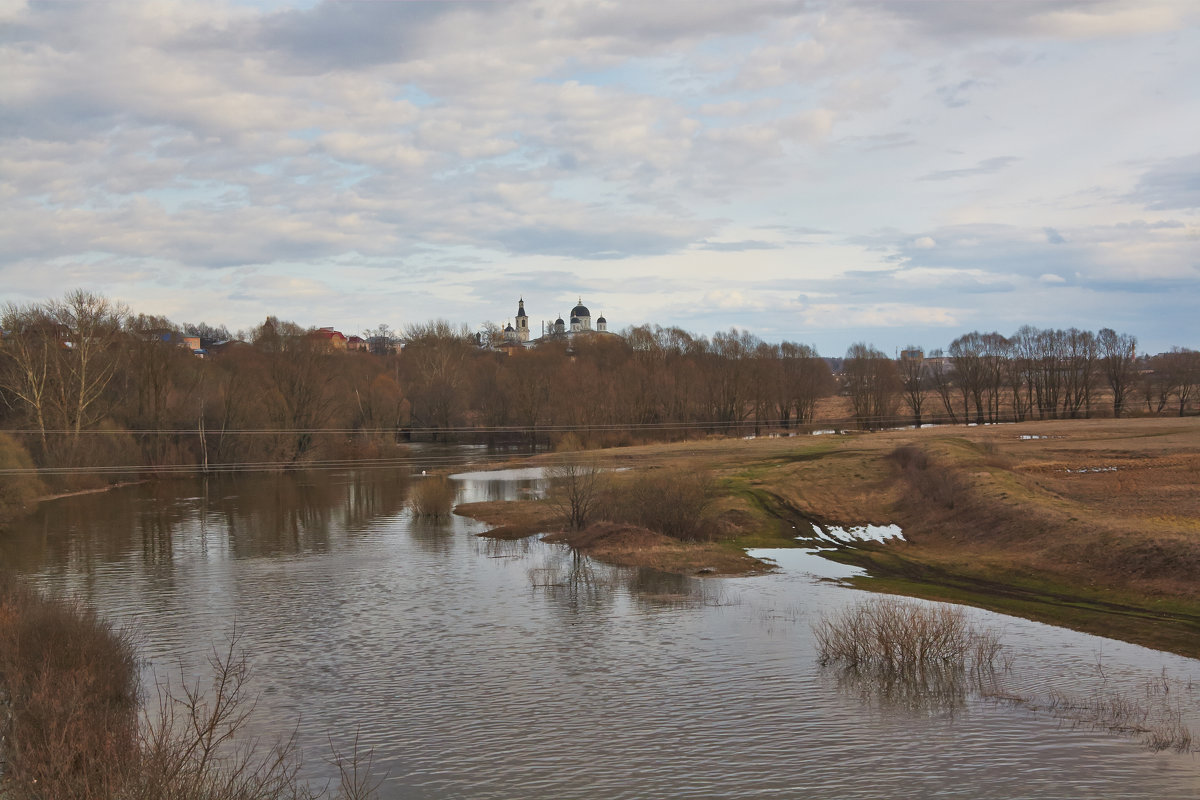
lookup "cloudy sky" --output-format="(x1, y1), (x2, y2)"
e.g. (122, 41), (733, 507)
(2, 0), (1197, 355)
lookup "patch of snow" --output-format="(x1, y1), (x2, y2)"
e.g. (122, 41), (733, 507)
(809, 522), (905, 544)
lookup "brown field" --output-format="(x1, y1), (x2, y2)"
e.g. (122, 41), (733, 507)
(457, 417), (1200, 658)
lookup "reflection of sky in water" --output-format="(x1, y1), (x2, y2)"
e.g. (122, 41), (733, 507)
(749, 547), (866, 580)
(4, 462), (1200, 799)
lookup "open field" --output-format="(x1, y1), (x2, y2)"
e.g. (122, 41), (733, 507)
(458, 417), (1200, 658)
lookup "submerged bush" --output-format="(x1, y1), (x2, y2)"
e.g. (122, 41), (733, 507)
(813, 597), (1002, 672)
(410, 475), (456, 517)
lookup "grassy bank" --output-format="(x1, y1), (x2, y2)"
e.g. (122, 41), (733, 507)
(459, 417), (1200, 658)
(725, 419), (1200, 658)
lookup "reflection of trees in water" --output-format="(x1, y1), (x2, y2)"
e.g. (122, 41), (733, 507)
(829, 663), (1006, 716)
(627, 569), (732, 610)
(0, 485), (173, 572)
(407, 513), (455, 555)
(215, 473), (337, 557)
(210, 470), (411, 558)
(529, 550), (724, 618)
(343, 470), (411, 532)
(474, 536), (534, 560)
(1, 469), (418, 573)
(530, 551), (616, 618)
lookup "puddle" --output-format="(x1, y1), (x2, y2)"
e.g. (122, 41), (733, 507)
(809, 523), (905, 544)
(749, 547), (867, 580)
(1064, 466), (1118, 473)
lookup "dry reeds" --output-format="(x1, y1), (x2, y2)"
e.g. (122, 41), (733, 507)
(813, 597), (1002, 672)
(1042, 672), (1197, 753)
(0, 573), (140, 798)
(409, 475), (456, 517)
(0, 575), (381, 799)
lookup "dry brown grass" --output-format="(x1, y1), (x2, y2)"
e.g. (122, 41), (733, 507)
(0, 575), (382, 799)
(0, 573), (140, 799)
(544, 522), (771, 576)
(409, 475), (455, 517)
(497, 417), (1200, 653)
(454, 498), (561, 539)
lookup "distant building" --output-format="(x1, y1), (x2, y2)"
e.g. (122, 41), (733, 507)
(311, 327), (348, 350)
(493, 297), (612, 349)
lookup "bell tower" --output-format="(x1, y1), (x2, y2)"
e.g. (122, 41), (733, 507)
(515, 298), (530, 342)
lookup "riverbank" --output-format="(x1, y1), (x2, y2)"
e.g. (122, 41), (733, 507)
(457, 498), (772, 575)
(457, 417), (1200, 658)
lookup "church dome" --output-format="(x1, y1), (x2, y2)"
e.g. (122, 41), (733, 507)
(571, 300), (590, 318)
(596, 315), (606, 324)
(555, 315), (565, 325)
(570, 315), (580, 324)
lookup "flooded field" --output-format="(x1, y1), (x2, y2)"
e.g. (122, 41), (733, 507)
(3, 450), (1199, 798)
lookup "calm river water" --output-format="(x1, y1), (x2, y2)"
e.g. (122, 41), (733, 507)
(3, 447), (1200, 798)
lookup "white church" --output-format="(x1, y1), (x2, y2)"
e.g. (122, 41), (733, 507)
(498, 297), (611, 346)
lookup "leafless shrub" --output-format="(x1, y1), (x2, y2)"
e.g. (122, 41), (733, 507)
(603, 467), (717, 541)
(546, 460), (605, 530)
(130, 632), (383, 799)
(889, 444), (928, 472)
(888, 445), (966, 510)
(328, 731), (385, 800)
(813, 598), (1002, 673)
(0, 576), (380, 799)
(0, 574), (140, 798)
(409, 475), (455, 517)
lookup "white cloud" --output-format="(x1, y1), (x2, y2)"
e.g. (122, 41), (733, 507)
(0, 0), (1197, 354)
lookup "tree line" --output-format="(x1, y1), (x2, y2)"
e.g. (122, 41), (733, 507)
(851, 327), (1199, 429)
(1, 291), (1196, 489)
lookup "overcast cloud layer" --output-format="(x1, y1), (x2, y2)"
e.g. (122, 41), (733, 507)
(2, 0), (1197, 354)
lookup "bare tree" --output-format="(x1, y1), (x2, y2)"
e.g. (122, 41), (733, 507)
(843, 343), (900, 430)
(0, 290), (127, 462)
(897, 347), (929, 426)
(546, 460), (605, 530)
(401, 320), (474, 438)
(926, 348), (959, 424)
(1157, 348), (1200, 416)
(1098, 328), (1138, 418)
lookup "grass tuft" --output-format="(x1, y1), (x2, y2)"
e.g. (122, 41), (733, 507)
(410, 476), (456, 517)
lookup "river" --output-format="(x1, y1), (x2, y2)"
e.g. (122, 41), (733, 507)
(3, 448), (1199, 798)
